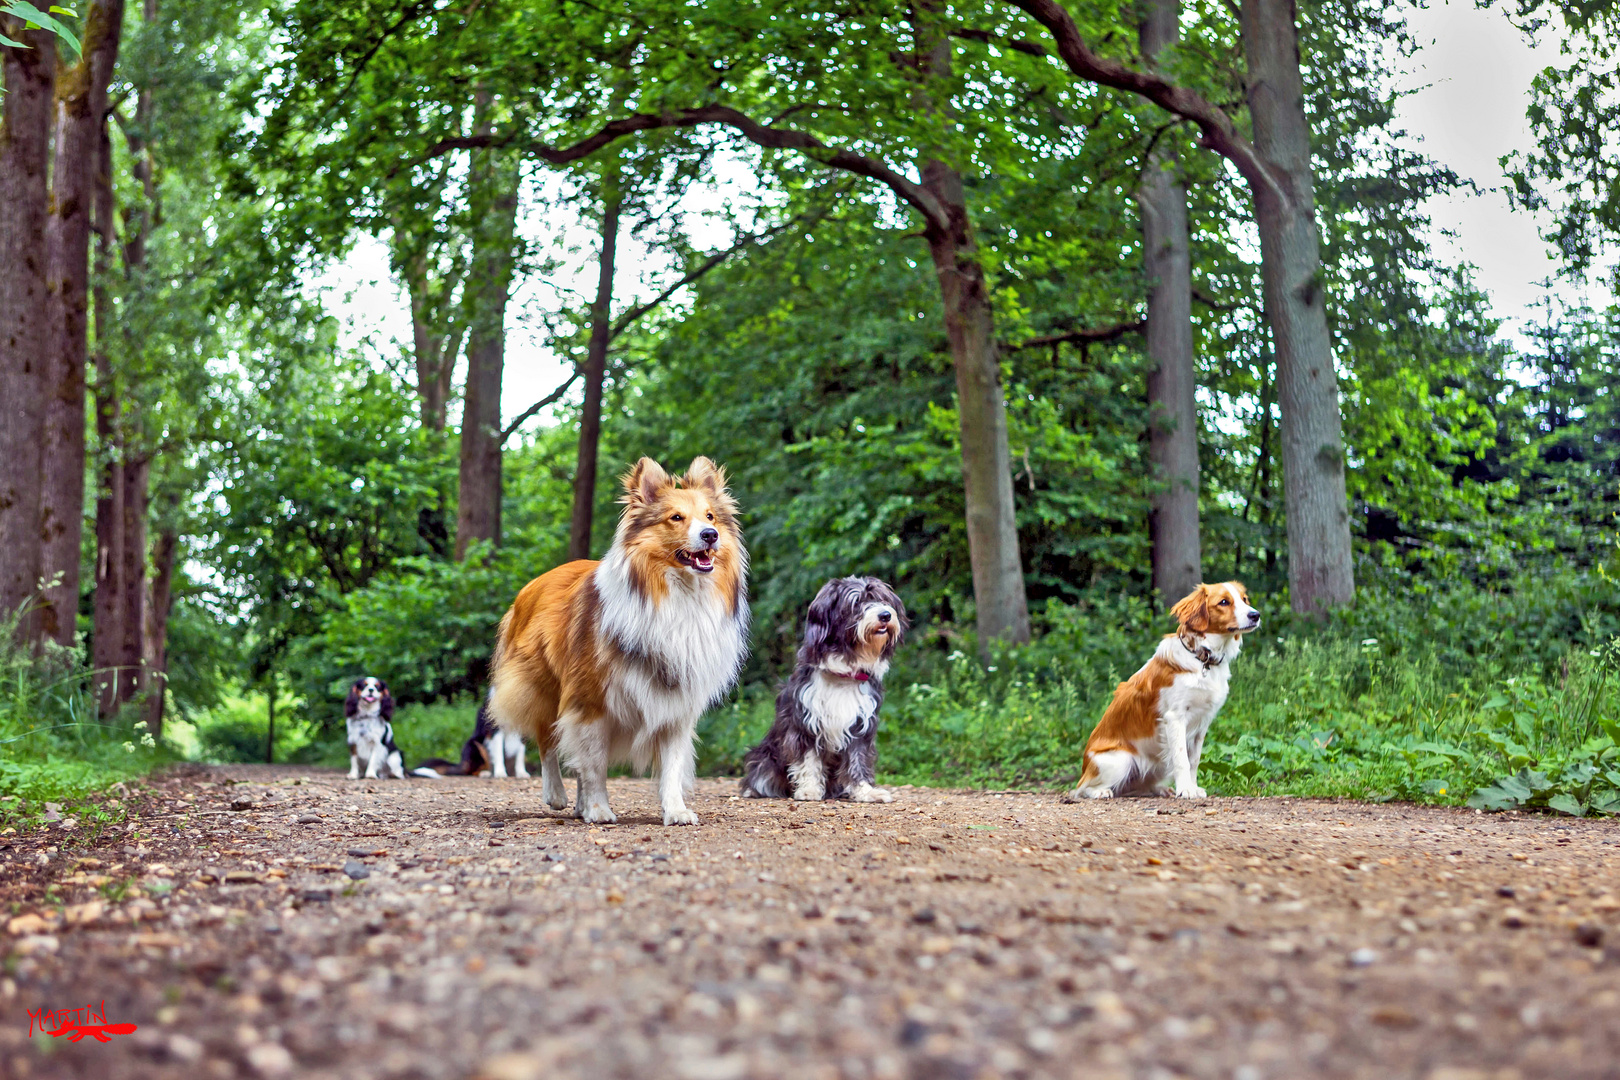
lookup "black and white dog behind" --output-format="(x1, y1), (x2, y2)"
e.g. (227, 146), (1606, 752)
(346, 677), (406, 779)
(741, 576), (907, 803)
(410, 702), (530, 778)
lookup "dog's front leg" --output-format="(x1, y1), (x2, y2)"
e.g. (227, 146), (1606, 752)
(1165, 718), (1203, 798)
(1188, 728), (1209, 798)
(541, 749), (569, 810)
(347, 747), (360, 780)
(571, 718), (616, 823)
(837, 742), (892, 803)
(364, 741), (387, 780)
(787, 753), (826, 801)
(657, 732), (699, 826)
(488, 730), (509, 778)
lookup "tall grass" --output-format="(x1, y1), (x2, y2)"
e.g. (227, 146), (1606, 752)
(0, 608), (168, 815)
(696, 569), (1620, 811)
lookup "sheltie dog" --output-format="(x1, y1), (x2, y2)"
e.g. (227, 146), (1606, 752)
(1069, 582), (1260, 800)
(484, 456), (748, 825)
(346, 677), (405, 780)
(740, 577), (906, 803)
(410, 703), (529, 778)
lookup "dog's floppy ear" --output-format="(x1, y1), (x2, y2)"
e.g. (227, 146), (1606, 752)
(800, 579), (842, 660)
(622, 457), (669, 507)
(378, 682), (394, 721)
(685, 456), (727, 495)
(344, 682), (361, 719)
(1171, 585), (1211, 633)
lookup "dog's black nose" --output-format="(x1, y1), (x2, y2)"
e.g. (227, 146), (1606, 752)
(699, 527), (719, 546)
(877, 610), (892, 624)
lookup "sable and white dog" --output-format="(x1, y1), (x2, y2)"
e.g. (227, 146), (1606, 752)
(484, 456), (749, 826)
(410, 703), (530, 778)
(1069, 582), (1260, 800)
(346, 676), (406, 780)
(740, 577), (906, 803)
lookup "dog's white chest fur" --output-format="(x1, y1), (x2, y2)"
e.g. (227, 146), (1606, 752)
(798, 672), (879, 752)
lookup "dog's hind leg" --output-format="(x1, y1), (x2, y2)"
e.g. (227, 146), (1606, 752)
(541, 750), (569, 810)
(509, 735), (530, 778)
(1071, 749), (1135, 799)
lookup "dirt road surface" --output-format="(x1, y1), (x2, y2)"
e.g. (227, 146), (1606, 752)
(3, 765), (1619, 1080)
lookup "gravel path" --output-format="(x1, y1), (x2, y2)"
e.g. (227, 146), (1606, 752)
(3, 764), (1619, 1080)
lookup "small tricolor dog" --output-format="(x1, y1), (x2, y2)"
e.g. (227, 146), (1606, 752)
(1070, 582), (1260, 800)
(345, 677), (405, 780)
(483, 456), (749, 825)
(411, 703), (530, 778)
(741, 576), (906, 803)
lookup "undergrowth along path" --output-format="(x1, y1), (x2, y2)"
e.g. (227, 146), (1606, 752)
(3, 766), (1618, 1079)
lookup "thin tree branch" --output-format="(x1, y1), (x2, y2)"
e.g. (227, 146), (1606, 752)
(1009, 318), (1145, 350)
(500, 369), (581, 441)
(1002, 0), (1290, 207)
(412, 104), (952, 236)
(608, 212), (811, 340)
(1193, 285), (1242, 311)
(949, 27), (1050, 57)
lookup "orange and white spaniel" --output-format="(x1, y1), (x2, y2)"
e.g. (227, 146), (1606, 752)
(1070, 582), (1261, 800)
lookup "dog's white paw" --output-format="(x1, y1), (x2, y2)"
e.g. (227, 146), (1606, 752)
(663, 807), (700, 826)
(1077, 787), (1113, 799)
(850, 784), (893, 804)
(545, 793), (569, 811)
(346, 770), (359, 780)
(580, 803), (618, 824)
(740, 786), (762, 799)
(1175, 786), (1206, 799)
(791, 788), (823, 801)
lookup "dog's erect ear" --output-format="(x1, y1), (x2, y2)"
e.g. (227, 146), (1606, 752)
(623, 457), (669, 507)
(685, 456), (727, 495)
(1171, 585), (1211, 633)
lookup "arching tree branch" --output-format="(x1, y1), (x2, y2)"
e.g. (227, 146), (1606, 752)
(1009, 318), (1145, 351)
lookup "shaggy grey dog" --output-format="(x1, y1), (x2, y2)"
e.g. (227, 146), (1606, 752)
(741, 577), (906, 803)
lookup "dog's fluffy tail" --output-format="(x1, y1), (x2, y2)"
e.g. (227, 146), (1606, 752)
(410, 707), (494, 777)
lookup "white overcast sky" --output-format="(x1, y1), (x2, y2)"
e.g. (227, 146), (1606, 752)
(309, 0), (1601, 437)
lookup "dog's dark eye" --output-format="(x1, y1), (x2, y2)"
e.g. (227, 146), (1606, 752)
(706, 512), (714, 521)
(1219, 599), (1230, 605)
(671, 513), (684, 522)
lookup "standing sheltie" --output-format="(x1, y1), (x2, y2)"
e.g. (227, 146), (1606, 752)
(740, 577), (906, 803)
(484, 456), (749, 825)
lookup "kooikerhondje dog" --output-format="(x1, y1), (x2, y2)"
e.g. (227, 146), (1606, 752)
(740, 576), (906, 803)
(346, 677), (406, 779)
(1069, 582), (1260, 800)
(410, 702), (530, 778)
(483, 456), (748, 825)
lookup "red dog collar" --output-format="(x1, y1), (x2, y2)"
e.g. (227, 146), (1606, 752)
(828, 670), (872, 682)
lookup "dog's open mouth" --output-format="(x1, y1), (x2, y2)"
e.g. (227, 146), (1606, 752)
(677, 549), (716, 573)
(870, 625), (890, 637)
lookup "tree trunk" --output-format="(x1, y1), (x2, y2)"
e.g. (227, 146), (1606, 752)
(143, 522), (176, 739)
(265, 678), (275, 765)
(1241, 0), (1354, 613)
(453, 151), (520, 561)
(569, 179), (620, 561)
(0, 25), (56, 649)
(90, 116), (124, 715)
(1137, 0), (1202, 605)
(41, 0), (125, 649)
(119, 455), (149, 707)
(920, 159), (1031, 651)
